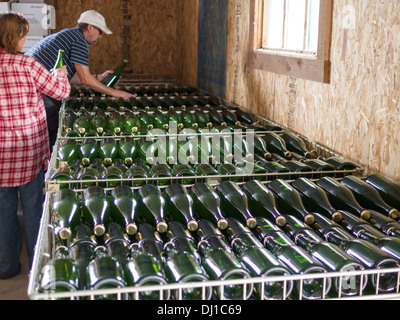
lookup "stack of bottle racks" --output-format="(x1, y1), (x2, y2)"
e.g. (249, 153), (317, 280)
(27, 80), (400, 300)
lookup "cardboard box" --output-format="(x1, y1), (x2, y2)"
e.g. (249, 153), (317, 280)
(21, 35), (45, 53)
(11, 3), (51, 36)
(0, 2), (9, 13)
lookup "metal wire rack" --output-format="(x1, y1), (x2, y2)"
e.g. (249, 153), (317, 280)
(27, 190), (400, 300)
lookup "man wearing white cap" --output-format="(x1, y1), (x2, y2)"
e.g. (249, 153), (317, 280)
(26, 10), (134, 149)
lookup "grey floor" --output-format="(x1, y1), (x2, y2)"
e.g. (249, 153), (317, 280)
(0, 201), (31, 300)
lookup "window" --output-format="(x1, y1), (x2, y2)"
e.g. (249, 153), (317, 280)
(249, 0), (333, 83)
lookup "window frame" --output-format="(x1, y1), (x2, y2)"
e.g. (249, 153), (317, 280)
(248, 0), (333, 83)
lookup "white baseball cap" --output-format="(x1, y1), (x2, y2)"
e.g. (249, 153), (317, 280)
(77, 10), (112, 35)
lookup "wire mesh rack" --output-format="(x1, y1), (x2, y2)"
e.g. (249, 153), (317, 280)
(31, 76), (395, 301)
(28, 188), (400, 301)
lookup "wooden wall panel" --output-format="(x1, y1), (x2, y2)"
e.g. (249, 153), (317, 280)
(226, 0), (400, 179)
(50, 0), (198, 83)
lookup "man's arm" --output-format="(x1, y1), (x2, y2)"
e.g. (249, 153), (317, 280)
(74, 63), (134, 98)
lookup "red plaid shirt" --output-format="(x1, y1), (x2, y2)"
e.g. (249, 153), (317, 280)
(0, 48), (71, 187)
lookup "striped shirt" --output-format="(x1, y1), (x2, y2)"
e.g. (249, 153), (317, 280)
(26, 28), (89, 81)
(0, 48), (71, 187)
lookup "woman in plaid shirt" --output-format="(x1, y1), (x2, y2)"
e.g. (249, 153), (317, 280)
(0, 13), (70, 279)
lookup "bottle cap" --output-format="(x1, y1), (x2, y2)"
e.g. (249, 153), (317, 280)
(126, 223), (138, 236)
(217, 219), (228, 230)
(104, 158), (112, 166)
(131, 127), (139, 133)
(389, 208), (399, 220)
(304, 214), (315, 225)
(94, 224), (106, 236)
(284, 151), (292, 159)
(187, 220), (199, 232)
(246, 218), (257, 229)
(114, 127), (121, 134)
(275, 215), (287, 227)
(59, 227), (72, 240)
(97, 127), (104, 134)
(78, 127), (86, 135)
(157, 222), (168, 234)
(82, 158), (90, 166)
(331, 211), (343, 223)
(360, 210), (371, 221)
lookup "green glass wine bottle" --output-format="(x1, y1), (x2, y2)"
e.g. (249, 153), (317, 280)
(99, 137), (119, 167)
(190, 182), (228, 230)
(123, 112), (140, 134)
(262, 132), (292, 159)
(291, 177), (344, 222)
(152, 109), (169, 130)
(299, 159), (336, 179)
(52, 189), (81, 242)
(103, 60), (128, 88)
(86, 246), (128, 300)
(126, 164), (148, 187)
(310, 212), (400, 294)
(254, 217), (332, 300)
(52, 49), (65, 72)
(108, 185), (138, 236)
(215, 163), (245, 183)
(69, 223), (96, 292)
(329, 209), (400, 261)
(234, 109), (255, 125)
(73, 116), (91, 136)
(280, 160), (313, 180)
(62, 112), (76, 134)
(101, 162), (126, 188)
(104, 222), (130, 268)
(283, 214), (367, 297)
(76, 166), (101, 189)
(340, 175), (400, 220)
(365, 172), (400, 210)
(39, 246), (80, 298)
(58, 139), (79, 167)
(79, 138), (99, 167)
(163, 221), (212, 300)
(148, 163), (172, 186)
(316, 176), (373, 220)
(196, 219), (254, 300)
(225, 218), (294, 300)
(221, 109), (240, 125)
(171, 163), (196, 185)
(267, 179), (315, 225)
(206, 109), (225, 126)
(90, 113), (107, 135)
(193, 163), (220, 184)
(280, 132), (316, 159)
(118, 137), (138, 167)
(50, 166), (76, 190)
(137, 111), (154, 130)
(215, 180), (257, 229)
(321, 156), (359, 177)
(164, 184), (198, 231)
(253, 134), (272, 160)
(82, 186), (111, 237)
(106, 111), (124, 135)
(137, 184), (168, 233)
(241, 180), (287, 227)
(124, 242), (170, 300)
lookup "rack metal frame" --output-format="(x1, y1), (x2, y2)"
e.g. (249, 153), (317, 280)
(32, 76), (395, 301)
(28, 191), (400, 300)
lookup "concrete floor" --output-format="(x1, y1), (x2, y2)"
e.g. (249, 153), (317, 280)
(0, 201), (31, 300)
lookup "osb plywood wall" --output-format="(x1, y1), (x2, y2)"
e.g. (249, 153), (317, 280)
(226, 0), (400, 179)
(48, 0), (198, 85)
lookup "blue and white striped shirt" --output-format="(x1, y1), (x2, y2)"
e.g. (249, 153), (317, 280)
(26, 28), (89, 81)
